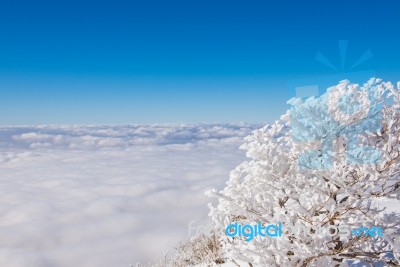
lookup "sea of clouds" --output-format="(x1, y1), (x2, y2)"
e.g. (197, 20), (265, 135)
(0, 123), (261, 267)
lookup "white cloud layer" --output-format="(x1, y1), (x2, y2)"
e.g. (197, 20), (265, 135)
(0, 123), (260, 267)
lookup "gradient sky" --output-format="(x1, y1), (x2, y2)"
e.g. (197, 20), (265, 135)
(0, 0), (399, 125)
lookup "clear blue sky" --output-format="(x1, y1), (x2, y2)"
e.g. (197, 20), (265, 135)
(0, 0), (399, 125)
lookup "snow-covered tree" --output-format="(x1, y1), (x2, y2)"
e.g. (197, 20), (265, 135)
(208, 78), (400, 266)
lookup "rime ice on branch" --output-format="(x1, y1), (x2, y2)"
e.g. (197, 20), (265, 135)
(208, 78), (400, 266)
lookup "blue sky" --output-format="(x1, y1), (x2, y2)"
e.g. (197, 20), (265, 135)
(0, 0), (399, 125)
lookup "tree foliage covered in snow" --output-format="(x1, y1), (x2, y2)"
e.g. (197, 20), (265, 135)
(208, 79), (400, 266)
(136, 233), (223, 267)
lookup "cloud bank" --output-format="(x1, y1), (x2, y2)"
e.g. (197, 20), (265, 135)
(0, 123), (260, 267)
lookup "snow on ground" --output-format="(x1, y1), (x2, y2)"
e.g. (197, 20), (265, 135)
(0, 123), (260, 267)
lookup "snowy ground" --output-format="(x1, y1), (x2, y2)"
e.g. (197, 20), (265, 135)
(0, 123), (260, 267)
